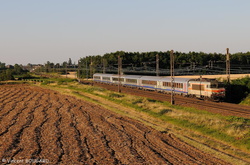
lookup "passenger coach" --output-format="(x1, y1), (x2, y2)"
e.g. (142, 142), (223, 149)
(158, 77), (190, 95)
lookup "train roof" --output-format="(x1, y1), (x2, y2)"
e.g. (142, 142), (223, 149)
(93, 74), (217, 83)
(159, 77), (191, 83)
(139, 76), (191, 83)
(93, 73), (114, 77)
(93, 73), (143, 79)
(140, 76), (163, 81)
(121, 75), (143, 79)
(189, 78), (218, 83)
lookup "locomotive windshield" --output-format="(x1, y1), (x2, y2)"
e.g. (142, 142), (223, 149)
(210, 82), (224, 88)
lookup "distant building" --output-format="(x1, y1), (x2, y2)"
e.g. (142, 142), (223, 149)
(22, 64), (43, 72)
(6, 65), (14, 69)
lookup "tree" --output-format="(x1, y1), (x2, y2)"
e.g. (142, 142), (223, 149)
(0, 62), (5, 69)
(68, 58), (72, 66)
(13, 64), (23, 75)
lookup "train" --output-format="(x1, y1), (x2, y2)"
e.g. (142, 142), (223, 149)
(93, 73), (226, 101)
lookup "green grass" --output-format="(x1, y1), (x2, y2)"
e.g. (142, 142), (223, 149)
(241, 94), (250, 105)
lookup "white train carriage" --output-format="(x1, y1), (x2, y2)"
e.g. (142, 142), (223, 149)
(158, 78), (190, 95)
(93, 73), (113, 84)
(93, 74), (142, 87)
(139, 76), (162, 91)
(122, 75), (142, 88)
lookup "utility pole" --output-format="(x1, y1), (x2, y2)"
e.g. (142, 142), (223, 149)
(226, 48), (231, 102)
(170, 50), (175, 105)
(226, 48), (230, 83)
(74, 62), (77, 79)
(90, 57), (93, 79)
(156, 54), (159, 76)
(103, 58), (106, 74)
(65, 63), (67, 78)
(86, 60), (88, 80)
(77, 60), (80, 80)
(200, 75), (202, 98)
(118, 55), (122, 93)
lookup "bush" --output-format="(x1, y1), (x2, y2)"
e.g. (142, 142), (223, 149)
(57, 78), (76, 85)
(109, 93), (124, 98)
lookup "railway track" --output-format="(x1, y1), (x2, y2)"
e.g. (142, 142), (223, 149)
(92, 82), (250, 119)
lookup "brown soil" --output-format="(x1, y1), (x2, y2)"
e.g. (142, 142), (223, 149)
(0, 84), (230, 164)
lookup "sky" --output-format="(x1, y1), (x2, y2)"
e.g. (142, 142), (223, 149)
(0, 0), (250, 65)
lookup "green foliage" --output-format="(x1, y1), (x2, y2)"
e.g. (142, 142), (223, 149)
(108, 93), (124, 98)
(0, 63), (29, 81)
(0, 69), (14, 81)
(77, 50), (250, 77)
(41, 80), (50, 85)
(0, 62), (6, 69)
(227, 116), (250, 123)
(158, 109), (172, 115)
(57, 78), (76, 85)
(13, 64), (24, 75)
(225, 76), (250, 103)
(240, 94), (250, 105)
(78, 51), (250, 70)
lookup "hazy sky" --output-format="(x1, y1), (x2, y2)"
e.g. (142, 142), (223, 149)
(1, 0), (250, 65)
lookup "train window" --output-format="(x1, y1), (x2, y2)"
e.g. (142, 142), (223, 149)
(126, 79), (137, 83)
(192, 84), (205, 91)
(142, 80), (157, 85)
(178, 83), (183, 88)
(210, 84), (217, 88)
(210, 83), (224, 88)
(103, 77), (110, 81)
(163, 82), (183, 88)
(163, 82), (171, 87)
(94, 76), (101, 80)
(112, 78), (124, 82)
(218, 83), (224, 88)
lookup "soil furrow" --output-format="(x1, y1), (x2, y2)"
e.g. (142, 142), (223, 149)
(2, 103), (41, 159)
(0, 92), (39, 137)
(0, 91), (35, 121)
(53, 102), (65, 164)
(66, 106), (87, 163)
(100, 132), (122, 165)
(38, 100), (64, 164)
(0, 91), (28, 117)
(30, 98), (52, 160)
(0, 89), (25, 107)
(99, 116), (146, 164)
(0, 87), (21, 103)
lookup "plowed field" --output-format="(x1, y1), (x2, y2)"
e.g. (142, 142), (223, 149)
(0, 85), (229, 164)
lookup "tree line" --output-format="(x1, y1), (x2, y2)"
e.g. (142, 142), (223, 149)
(79, 51), (250, 67)
(77, 51), (250, 77)
(0, 62), (30, 81)
(2, 50), (250, 80)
